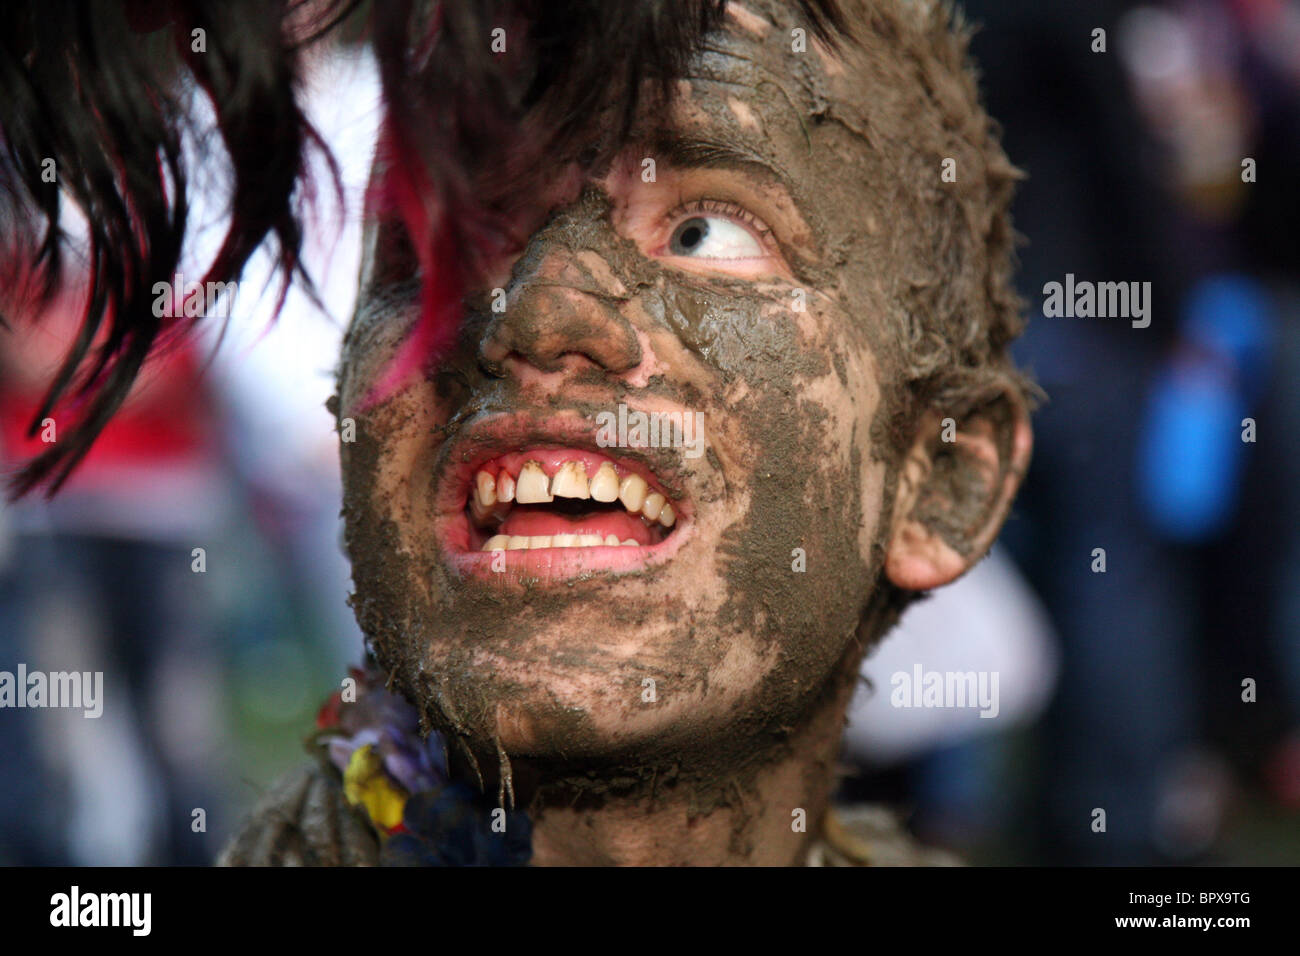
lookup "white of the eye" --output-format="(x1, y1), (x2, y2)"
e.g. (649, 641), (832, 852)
(682, 216), (763, 259)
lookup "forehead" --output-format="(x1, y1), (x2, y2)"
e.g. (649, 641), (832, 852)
(672, 2), (904, 139)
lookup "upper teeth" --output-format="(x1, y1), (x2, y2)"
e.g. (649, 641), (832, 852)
(475, 471), (497, 507)
(470, 458), (679, 535)
(550, 461), (590, 499)
(515, 462), (553, 504)
(497, 471), (515, 504)
(618, 473), (647, 511)
(590, 462), (619, 502)
(641, 492), (665, 522)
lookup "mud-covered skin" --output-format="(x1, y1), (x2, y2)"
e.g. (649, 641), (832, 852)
(332, 1), (1027, 864)
(339, 192), (879, 787)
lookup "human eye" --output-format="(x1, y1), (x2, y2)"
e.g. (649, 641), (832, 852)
(661, 199), (775, 261)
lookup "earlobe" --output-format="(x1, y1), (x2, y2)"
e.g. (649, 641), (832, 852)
(884, 388), (1033, 592)
(885, 513), (969, 590)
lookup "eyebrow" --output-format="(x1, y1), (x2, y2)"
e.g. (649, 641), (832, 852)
(645, 133), (797, 194)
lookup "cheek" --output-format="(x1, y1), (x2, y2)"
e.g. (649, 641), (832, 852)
(782, 302), (879, 553)
(337, 305), (487, 504)
(708, 295), (884, 660)
(801, 304), (891, 560)
(339, 383), (446, 581)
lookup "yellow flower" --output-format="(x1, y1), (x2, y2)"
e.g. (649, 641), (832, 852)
(343, 743), (407, 831)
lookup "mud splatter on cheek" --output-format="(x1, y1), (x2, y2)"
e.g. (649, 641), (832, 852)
(645, 265), (875, 695)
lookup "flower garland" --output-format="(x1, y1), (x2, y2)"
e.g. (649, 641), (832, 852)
(312, 665), (532, 866)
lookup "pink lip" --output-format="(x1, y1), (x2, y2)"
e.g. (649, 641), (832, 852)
(432, 412), (693, 583)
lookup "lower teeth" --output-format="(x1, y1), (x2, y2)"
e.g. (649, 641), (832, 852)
(481, 534), (640, 552)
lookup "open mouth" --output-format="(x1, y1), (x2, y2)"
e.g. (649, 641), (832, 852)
(463, 448), (680, 553)
(433, 411), (695, 581)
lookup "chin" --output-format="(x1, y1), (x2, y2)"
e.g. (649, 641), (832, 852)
(399, 600), (828, 771)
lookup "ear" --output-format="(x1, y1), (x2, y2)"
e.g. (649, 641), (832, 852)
(884, 385), (1033, 591)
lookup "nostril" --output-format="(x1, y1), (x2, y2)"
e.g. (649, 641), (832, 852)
(479, 335), (511, 369)
(478, 283), (642, 377)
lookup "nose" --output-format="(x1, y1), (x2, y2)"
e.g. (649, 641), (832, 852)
(478, 221), (642, 377)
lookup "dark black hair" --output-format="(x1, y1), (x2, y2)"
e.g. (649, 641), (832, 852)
(1, 0), (846, 496)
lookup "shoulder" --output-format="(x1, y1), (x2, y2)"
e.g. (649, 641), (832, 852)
(218, 762), (381, 867)
(808, 805), (964, 867)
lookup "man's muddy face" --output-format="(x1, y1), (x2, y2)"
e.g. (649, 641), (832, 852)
(338, 5), (916, 768)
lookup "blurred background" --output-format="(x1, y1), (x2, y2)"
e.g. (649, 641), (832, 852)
(1, 0), (1298, 864)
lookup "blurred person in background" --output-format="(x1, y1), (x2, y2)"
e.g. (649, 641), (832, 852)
(1118, 0), (1300, 831)
(960, 0), (1300, 863)
(0, 35), (380, 864)
(0, 279), (234, 864)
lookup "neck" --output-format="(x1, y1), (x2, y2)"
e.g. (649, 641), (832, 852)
(523, 660), (857, 866)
